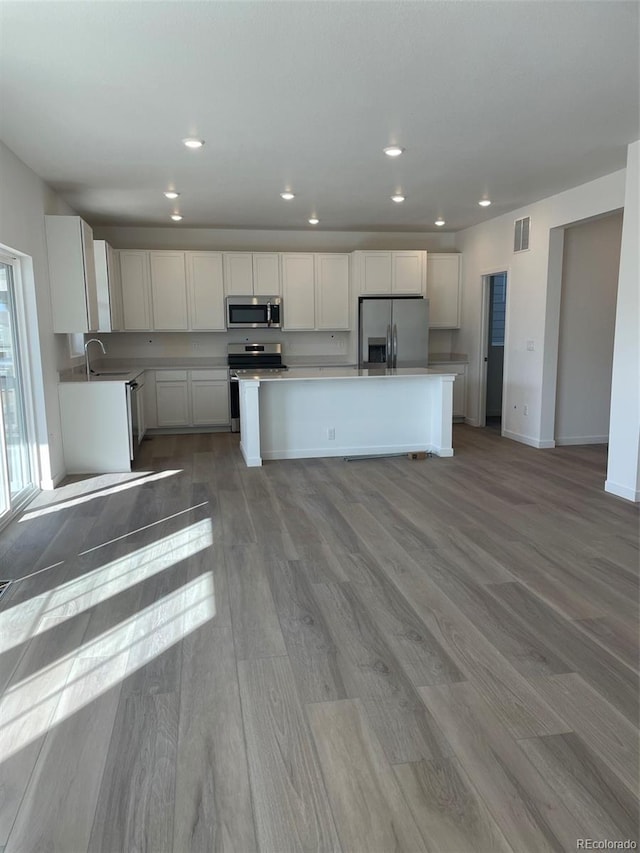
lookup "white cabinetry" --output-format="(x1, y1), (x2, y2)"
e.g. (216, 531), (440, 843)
(191, 371), (230, 425)
(427, 254), (462, 328)
(223, 252), (281, 296)
(282, 253), (350, 330)
(429, 363), (466, 420)
(150, 252), (188, 330)
(315, 254), (350, 330)
(186, 252), (225, 330)
(156, 374), (191, 427)
(94, 240), (123, 331)
(282, 254), (315, 330)
(45, 215), (99, 333)
(354, 251), (425, 296)
(119, 251), (152, 330)
(155, 369), (229, 428)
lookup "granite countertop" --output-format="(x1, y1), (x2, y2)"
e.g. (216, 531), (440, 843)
(285, 355), (356, 368)
(428, 352), (469, 364)
(238, 366), (456, 382)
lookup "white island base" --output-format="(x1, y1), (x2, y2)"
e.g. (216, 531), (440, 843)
(238, 367), (456, 467)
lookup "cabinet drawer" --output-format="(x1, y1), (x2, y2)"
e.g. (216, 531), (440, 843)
(189, 369), (228, 381)
(156, 369), (188, 382)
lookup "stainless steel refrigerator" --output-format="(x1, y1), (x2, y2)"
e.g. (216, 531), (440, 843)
(358, 295), (430, 368)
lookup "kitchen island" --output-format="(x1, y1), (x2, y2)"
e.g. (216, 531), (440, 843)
(237, 367), (456, 467)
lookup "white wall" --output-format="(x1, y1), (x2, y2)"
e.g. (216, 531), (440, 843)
(455, 169), (627, 449)
(0, 141), (75, 488)
(606, 140), (640, 501)
(93, 225), (456, 253)
(555, 212), (623, 444)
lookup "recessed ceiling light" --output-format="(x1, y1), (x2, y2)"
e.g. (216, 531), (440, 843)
(391, 194), (405, 203)
(435, 218), (445, 227)
(280, 191), (295, 200)
(308, 217), (319, 225)
(384, 146), (405, 158)
(478, 199), (492, 207)
(182, 138), (204, 149)
(164, 191), (180, 199)
(170, 214), (183, 221)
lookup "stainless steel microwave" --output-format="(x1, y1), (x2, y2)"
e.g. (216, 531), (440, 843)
(226, 296), (282, 329)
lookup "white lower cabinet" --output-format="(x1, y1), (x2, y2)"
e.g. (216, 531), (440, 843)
(429, 363), (466, 420)
(156, 380), (191, 427)
(155, 369), (229, 428)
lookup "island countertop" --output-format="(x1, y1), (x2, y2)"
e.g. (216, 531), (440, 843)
(237, 366), (456, 381)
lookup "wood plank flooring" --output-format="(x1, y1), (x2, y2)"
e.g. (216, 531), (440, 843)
(0, 425), (638, 852)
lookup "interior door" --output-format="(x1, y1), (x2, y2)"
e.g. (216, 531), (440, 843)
(391, 298), (429, 366)
(359, 298), (392, 366)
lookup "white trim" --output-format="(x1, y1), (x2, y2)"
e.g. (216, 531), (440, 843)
(40, 471), (65, 491)
(261, 443), (448, 461)
(555, 435), (608, 446)
(503, 429), (555, 449)
(604, 479), (640, 502)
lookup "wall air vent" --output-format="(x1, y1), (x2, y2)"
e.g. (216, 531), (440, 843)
(514, 216), (530, 252)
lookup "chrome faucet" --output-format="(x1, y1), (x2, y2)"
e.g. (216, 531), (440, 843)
(84, 338), (106, 378)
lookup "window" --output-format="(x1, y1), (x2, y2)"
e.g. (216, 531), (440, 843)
(490, 273), (506, 346)
(0, 255), (36, 525)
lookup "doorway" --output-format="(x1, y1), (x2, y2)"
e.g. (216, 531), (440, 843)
(479, 271), (508, 429)
(0, 256), (37, 527)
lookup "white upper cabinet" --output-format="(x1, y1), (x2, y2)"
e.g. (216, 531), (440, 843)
(282, 254), (315, 330)
(253, 253), (281, 295)
(94, 240), (122, 332)
(119, 250), (152, 330)
(282, 253), (350, 330)
(426, 254), (462, 328)
(359, 252), (392, 294)
(45, 215), (99, 333)
(223, 252), (282, 296)
(315, 254), (350, 330)
(186, 252), (225, 330)
(354, 250), (426, 295)
(223, 253), (254, 295)
(150, 252), (188, 330)
(392, 252), (424, 294)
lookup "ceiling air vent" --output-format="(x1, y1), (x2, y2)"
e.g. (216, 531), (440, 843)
(514, 216), (530, 252)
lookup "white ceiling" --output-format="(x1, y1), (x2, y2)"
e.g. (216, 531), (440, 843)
(1, 1), (638, 233)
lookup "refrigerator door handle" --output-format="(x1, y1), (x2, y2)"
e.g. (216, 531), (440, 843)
(392, 324), (398, 368)
(386, 324), (392, 368)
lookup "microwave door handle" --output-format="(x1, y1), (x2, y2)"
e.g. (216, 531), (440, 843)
(266, 302), (272, 327)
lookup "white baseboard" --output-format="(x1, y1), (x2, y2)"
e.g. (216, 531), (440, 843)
(40, 471), (65, 490)
(239, 441), (262, 468)
(502, 429), (555, 449)
(555, 435), (608, 446)
(605, 479), (640, 502)
(261, 443), (444, 462)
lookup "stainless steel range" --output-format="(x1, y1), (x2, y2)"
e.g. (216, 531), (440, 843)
(228, 343), (288, 432)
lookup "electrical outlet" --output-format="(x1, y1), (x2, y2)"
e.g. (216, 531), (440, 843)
(523, 404), (528, 416)
(526, 340), (535, 351)
(327, 427), (335, 440)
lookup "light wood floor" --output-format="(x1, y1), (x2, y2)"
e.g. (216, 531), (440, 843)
(0, 425), (638, 852)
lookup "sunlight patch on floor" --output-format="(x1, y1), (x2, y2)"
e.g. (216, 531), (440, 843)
(0, 571), (215, 762)
(0, 518), (213, 654)
(19, 470), (183, 522)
